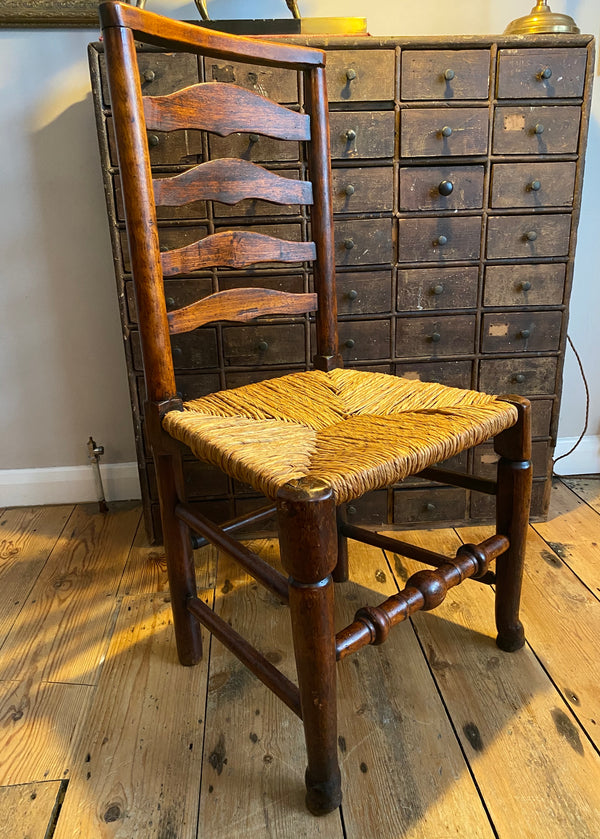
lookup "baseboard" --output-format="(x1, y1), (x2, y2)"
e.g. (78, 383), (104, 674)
(0, 462), (142, 507)
(553, 435), (600, 477)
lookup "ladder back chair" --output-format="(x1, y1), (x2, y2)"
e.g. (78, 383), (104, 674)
(100, 1), (532, 815)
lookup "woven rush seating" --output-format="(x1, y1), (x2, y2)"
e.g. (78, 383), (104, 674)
(164, 368), (518, 503)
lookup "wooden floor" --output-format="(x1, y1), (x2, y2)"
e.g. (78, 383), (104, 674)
(1, 477), (599, 838)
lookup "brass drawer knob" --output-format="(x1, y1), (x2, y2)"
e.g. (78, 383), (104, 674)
(347, 289), (358, 301)
(514, 373), (526, 384)
(344, 184), (356, 196)
(533, 123), (545, 135)
(528, 180), (542, 192)
(148, 133), (160, 147)
(345, 338), (356, 349)
(441, 125), (453, 138)
(436, 234), (448, 246)
(346, 68), (357, 81)
(438, 180), (454, 196)
(345, 129), (357, 141)
(443, 68), (455, 81)
(249, 133), (260, 143)
(519, 329), (531, 339)
(165, 297), (176, 309)
(520, 281), (532, 292)
(432, 284), (445, 295)
(538, 67), (553, 80)
(525, 230), (538, 242)
(172, 346), (183, 357)
(425, 502), (436, 512)
(258, 340), (269, 351)
(142, 69), (155, 83)
(347, 505), (357, 516)
(343, 237), (356, 250)
(430, 332), (442, 343)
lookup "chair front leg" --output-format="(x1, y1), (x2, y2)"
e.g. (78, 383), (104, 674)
(493, 396), (532, 652)
(277, 479), (342, 815)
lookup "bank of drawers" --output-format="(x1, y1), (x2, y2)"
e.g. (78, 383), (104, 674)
(91, 34), (593, 539)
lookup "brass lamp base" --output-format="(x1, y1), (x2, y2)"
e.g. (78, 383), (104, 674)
(505, 0), (580, 35)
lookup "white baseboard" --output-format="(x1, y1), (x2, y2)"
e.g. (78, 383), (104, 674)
(553, 435), (600, 477)
(0, 462), (141, 507)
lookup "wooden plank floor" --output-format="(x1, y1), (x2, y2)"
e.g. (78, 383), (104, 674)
(1, 478), (599, 838)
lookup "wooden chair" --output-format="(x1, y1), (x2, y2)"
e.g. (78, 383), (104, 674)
(100, 1), (532, 815)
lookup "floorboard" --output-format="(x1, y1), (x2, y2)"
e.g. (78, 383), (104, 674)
(0, 780), (64, 839)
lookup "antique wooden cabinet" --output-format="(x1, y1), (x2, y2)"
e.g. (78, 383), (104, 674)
(89, 32), (594, 542)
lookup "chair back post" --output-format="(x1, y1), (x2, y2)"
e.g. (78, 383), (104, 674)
(103, 22), (177, 404)
(305, 66), (341, 371)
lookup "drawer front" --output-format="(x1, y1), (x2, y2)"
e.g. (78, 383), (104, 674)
(395, 360), (473, 389)
(471, 479), (546, 520)
(100, 52), (200, 107)
(203, 58), (299, 104)
(334, 218), (394, 266)
(223, 323), (305, 367)
(336, 271), (392, 314)
(492, 106), (581, 155)
(338, 320), (391, 361)
(396, 315), (476, 358)
(120, 226), (209, 272)
(209, 132), (299, 162)
(326, 50), (395, 102)
(478, 357), (557, 396)
(398, 216), (482, 263)
(481, 311), (562, 354)
(219, 273), (305, 294)
(108, 119), (204, 168)
(486, 214), (571, 260)
(530, 399), (554, 438)
(401, 49), (490, 100)
(490, 162), (576, 209)
(345, 492), (389, 525)
(394, 487), (467, 524)
(483, 263), (566, 307)
(115, 176), (207, 222)
(397, 266), (478, 312)
(332, 167), (394, 213)
(399, 165), (484, 211)
(400, 108), (489, 158)
(329, 111), (395, 160)
(148, 460), (229, 502)
(226, 367), (302, 389)
(214, 168), (304, 218)
(132, 330), (219, 372)
(171, 373), (220, 402)
(497, 48), (587, 99)
(126, 278), (213, 324)
(474, 440), (549, 479)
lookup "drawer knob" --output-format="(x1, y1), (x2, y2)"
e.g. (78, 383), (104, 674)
(345, 68), (357, 81)
(347, 505), (357, 516)
(344, 184), (356, 196)
(436, 234), (448, 246)
(165, 296), (176, 309)
(438, 180), (454, 196)
(343, 237), (355, 250)
(538, 67), (553, 80)
(344, 338), (356, 349)
(258, 340), (269, 351)
(443, 68), (456, 81)
(432, 284), (445, 295)
(148, 133), (160, 147)
(172, 346), (183, 357)
(533, 123), (545, 135)
(520, 281), (532, 292)
(525, 230), (538, 242)
(425, 502), (436, 512)
(347, 289), (358, 301)
(249, 133), (260, 143)
(519, 329), (531, 339)
(160, 245), (169, 252)
(142, 69), (155, 83)
(514, 373), (526, 384)
(528, 180), (542, 192)
(430, 332), (442, 343)
(345, 129), (357, 141)
(441, 126), (453, 138)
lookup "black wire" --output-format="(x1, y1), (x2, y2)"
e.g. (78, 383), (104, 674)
(552, 334), (590, 475)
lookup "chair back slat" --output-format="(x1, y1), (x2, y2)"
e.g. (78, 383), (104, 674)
(143, 83), (311, 140)
(168, 287), (318, 334)
(161, 230), (316, 277)
(153, 158), (313, 208)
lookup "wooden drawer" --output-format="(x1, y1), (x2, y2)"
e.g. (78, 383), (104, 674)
(398, 216), (482, 263)
(483, 263), (566, 307)
(481, 311), (562, 354)
(397, 266), (478, 312)
(394, 360), (473, 389)
(337, 320), (391, 362)
(126, 277), (213, 324)
(100, 52), (200, 107)
(171, 373), (220, 402)
(214, 168), (304, 218)
(393, 487), (467, 525)
(148, 459), (228, 502)
(486, 214), (571, 260)
(345, 491), (388, 525)
(400, 108), (488, 157)
(329, 111), (395, 160)
(334, 218), (394, 266)
(496, 48), (587, 99)
(219, 272), (305, 294)
(107, 118), (204, 168)
(473, 440), (550, 479)
(332, 167), (393, 213)
(471, 479), (546, 520)
(490, 162), (576, 209)
(203, 58), (299, 104)
(208, 132), (300, 163)
(223, 323), (305, 367)
(335, 271), (392, 314)
(396, 315), (476, 358)
(225, 368), (302, 389)
(530, 398), (554, 438)
(325, 50), (395, 102)
(399, 165), (484, 211)
(478, 357), (557, 396)
(492, 106), (581, 155)
(131, 330), (218, 371)
(401, 49), (490, 100)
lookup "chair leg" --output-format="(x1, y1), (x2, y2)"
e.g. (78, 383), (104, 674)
(493, 397), (532, 652)
(277, 479), (342, 816)
(154, 451), (203, 666)
(333, 505), (349, 582)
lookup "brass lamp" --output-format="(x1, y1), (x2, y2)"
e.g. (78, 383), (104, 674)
(505, 1), (580, 35)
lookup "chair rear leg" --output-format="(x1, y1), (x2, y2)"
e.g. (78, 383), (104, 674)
(154, 451), (203, 666)
(493, 397), (532, 652)
(333, 505), (349, 583)
(277, 479), (342, 815)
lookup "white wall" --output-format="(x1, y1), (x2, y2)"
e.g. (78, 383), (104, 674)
(0, 0), (597, 504)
